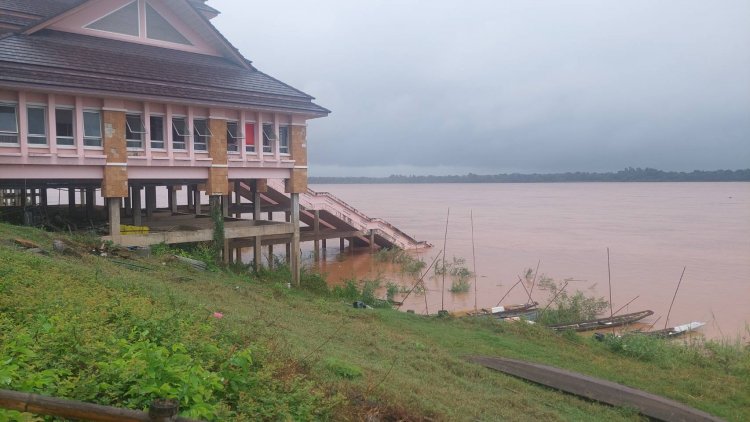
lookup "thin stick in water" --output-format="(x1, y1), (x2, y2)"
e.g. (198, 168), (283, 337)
(664, 266), (687, 330)
(528, 259), (541, 304)
(471, 210), (478, 315)
(495, 278), (523, 307)
(397, 250), (442, 310)
(607, 248), (614, 335)
(612, 295), (640, 316)
(441, 208), (450, 311)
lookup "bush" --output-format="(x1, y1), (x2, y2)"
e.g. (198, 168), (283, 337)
(536, 276), (608, 325)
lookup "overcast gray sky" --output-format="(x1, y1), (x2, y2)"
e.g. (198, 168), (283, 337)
(211, 0), (750, 176)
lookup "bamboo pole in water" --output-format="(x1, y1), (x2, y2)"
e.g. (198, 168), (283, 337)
(441, 208), (450, 312)
(527, 260), (541, 304)
(471, 210), (478, 315)
(397, 250), (442, 315)
(607, 248), (615, 335)
(664, 267), (687, 330)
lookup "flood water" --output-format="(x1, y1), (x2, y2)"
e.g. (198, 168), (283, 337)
(307, 182), (750, 340)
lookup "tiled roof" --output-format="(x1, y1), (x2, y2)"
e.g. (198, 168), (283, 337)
(0, 1), (329, 116)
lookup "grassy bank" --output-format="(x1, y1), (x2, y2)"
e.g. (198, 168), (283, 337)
(0, 223), (748, 421)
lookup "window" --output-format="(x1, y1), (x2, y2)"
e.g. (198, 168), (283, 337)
(55, 108), (74, 146)
(27, 106), (46, 145)
(83, 111), (102, 147)
(85, 1), (139, 36)
(150, 115), (165, 149)
(244, 122), (255, 153)
(227, 121), (240, 153)
(0, 104), (19, 144)
(279, 125), (290, 154)
(125, 114), (145, 149)
(192, 118), (210, 152)
(262, 123), (275, 154)
(146, 3), (191, 45)
(171, 117), (187, 150)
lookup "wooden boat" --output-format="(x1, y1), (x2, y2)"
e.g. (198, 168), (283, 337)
(642, 321), (705, 338)
(546, 310), (654, 332)
(468, 302), (539, 318)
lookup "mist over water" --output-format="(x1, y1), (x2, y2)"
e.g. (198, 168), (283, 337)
(308, 182), (750, 340)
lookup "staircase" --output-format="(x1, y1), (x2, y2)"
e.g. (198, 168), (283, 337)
(237, 180), (431, 250)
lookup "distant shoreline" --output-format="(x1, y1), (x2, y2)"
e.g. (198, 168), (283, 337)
(310, 168), (750, 184)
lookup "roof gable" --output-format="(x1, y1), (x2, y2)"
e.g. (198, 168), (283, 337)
(21, 0), (249, 67)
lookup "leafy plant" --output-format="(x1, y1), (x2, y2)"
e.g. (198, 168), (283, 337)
(536, 275), (608, 326)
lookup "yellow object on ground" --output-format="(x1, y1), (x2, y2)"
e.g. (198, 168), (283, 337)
(120, 225), (150, 235)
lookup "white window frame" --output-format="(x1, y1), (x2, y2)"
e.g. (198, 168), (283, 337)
(192, 118), (211, 152)
(262, 123), (275, 154)
(55, 107), (76, 148)
(226, 121), (242, 154)
(26, 104), (47, 147)
(149, 114), (166, 150)
(125, 113), (146, 150)
(171, 116), (189, 150)
(0, 103), (20, 145)
(82, 109), (103, 148)
(279, 125), (290, 155)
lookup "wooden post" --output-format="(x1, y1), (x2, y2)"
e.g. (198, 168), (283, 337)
(222, 195), (230, 217)
(40, 188), (48, 211)
(253, 186), (262, 271)
(290, 193), (301, 285)
(186, 185), (193, 210)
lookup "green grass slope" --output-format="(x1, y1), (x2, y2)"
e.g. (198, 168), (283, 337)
(0, 223), (747, 421)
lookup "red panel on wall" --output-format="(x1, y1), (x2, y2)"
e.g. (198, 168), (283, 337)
(245, 123), (255, 146)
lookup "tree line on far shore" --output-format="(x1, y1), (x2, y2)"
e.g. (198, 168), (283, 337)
(310, 168), (750, 184)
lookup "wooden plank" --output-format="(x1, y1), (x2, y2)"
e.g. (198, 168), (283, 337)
(467, 356), (724, 422)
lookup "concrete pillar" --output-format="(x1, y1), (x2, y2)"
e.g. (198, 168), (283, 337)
(349, 237), (354, 254)
(235, 247), (242, 264)
(340, 237), (345, 251)
(210, 195), (228, 264)
(268, 244), (274, 268)
(68, 187), (75, 215)
(234, 181), (242, 219)
(132, 186), (142, 226)
(124, 188), (131, 217)
(85, 188), (95, 218)
(370, 230), (376, 253)
(186, 185), (193, 209)
(285, 211), (291, 263)
(253, 188), (262, 271)
(145, 186), (156, 218)
(322, 239), (327, 249)
(194, 186), (202, 215)
(108, 197), (121, 238)
(313, 210), (320, 259)
(290, 193), (301, 285)
(222, 195), (230, 217)
(168, 186), (178, 213)
(40, 188), (48, 211)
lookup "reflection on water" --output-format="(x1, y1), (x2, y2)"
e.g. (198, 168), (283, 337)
(304, 182), (750, 341)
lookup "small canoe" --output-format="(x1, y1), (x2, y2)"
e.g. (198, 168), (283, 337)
(468, 302), (539, 318)
(547, 310), (654, 332)
(643, 321), (706, 338)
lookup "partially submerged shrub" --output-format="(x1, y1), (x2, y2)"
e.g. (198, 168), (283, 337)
(536, 276), (608, 325)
